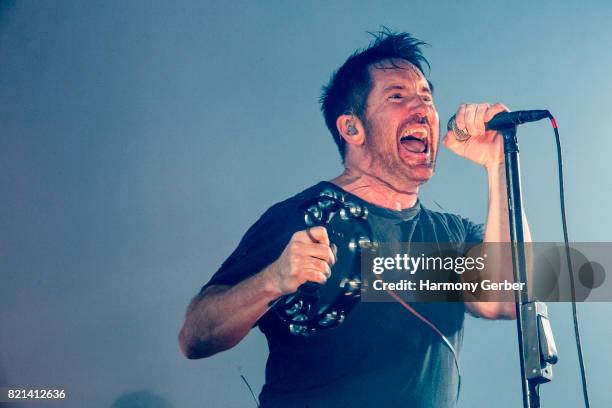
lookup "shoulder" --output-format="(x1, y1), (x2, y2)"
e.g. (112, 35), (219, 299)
(202, 182), (332, 289)
(269, 181), (333, 212)
(233, 181), (334, 249)
(250, 181), (332, 228)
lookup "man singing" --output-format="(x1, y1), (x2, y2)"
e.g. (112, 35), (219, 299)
(179, 29), (525, 407)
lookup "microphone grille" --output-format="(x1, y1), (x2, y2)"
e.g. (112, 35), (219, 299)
(447, 115), (471, 142)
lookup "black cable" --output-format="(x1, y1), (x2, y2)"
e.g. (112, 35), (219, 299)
(550, 116), (590, 407)
(240, 374), (260, 408)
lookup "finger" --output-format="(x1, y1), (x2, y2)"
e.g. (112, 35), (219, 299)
(290, 232), (335, 265)
(291, 230), (313, 244)
(307, 226), (330, 245)
(305, 242), (336, 265)
(443, 128), (457, 149)
(322, 262), (332, 278)
(302, 269), (328, 284)
(484, 102), (510, 122)
(464, 103), (478, 137)
(305, 258), (332, 277)
(444, 124), (466, 151)
(474, 103), (489, 135)
(454, 103), (467, 133)
(310, 244), (336, 266)
(292, 227), (328, 244)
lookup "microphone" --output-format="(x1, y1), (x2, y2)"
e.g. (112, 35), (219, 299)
(447, 110), (551, 141)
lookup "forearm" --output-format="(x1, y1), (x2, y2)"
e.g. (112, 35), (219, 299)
(179, 226), (335, 358)
(179, 266), (282, 359)
(484, 162), (532, 244)
(466, 163), (532, 318)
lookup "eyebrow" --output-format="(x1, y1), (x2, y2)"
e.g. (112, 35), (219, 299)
(382, 84), (432, 93)
(382, 84), (406, 93)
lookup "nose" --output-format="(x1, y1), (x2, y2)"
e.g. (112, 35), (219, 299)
(415, 114), (428, 125)
(410, 97), (436, 124)
(407, 111), (429, 126)
(409, 98), (432, 116)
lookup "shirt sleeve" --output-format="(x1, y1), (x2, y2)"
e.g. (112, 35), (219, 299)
(462, 217), (484, 243)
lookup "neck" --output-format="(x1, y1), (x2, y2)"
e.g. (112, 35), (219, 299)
(330, 166), (419, 211)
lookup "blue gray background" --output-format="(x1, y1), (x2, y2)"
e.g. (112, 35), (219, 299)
(1, 1), (611, 407)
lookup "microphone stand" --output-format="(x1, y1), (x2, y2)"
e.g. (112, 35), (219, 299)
(502, 125), (558, 408)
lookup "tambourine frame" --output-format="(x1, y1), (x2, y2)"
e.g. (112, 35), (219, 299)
(274, 188), (377, 336)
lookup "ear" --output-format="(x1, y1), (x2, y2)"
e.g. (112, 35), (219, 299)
(336, 114), (365, 146)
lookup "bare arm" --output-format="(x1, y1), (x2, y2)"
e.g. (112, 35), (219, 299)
(178, 268), (282, 359)
(463, 162), (531, 319)
(445, 103), (531, 320)
(178, 227), (335, 359)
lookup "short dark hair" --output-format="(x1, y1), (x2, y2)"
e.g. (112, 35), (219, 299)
(319, 28), (432, 161)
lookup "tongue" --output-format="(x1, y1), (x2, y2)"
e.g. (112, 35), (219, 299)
(401, 139), (426, 153)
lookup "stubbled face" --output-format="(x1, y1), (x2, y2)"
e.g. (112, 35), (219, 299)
(361, 59), (439, 187)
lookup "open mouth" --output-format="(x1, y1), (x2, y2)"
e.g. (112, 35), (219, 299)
(399, 129), (429, 154)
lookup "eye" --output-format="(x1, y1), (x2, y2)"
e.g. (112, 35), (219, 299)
(389, 93), (404, 101)
(421, 94), (433, 103)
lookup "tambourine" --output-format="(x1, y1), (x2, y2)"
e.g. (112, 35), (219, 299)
(274, 188), (377, 336)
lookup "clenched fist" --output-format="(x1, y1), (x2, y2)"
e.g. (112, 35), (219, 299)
(266, 226), (336, 296)
(444, 102), (510, 168)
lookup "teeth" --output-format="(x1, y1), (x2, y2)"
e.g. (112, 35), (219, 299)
(400, 128), (427, 140)
(401, 134), (422, 140)
(400, 133), (427, 141)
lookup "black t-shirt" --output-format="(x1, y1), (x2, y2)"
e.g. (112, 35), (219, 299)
(203, 182), (484, 408)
